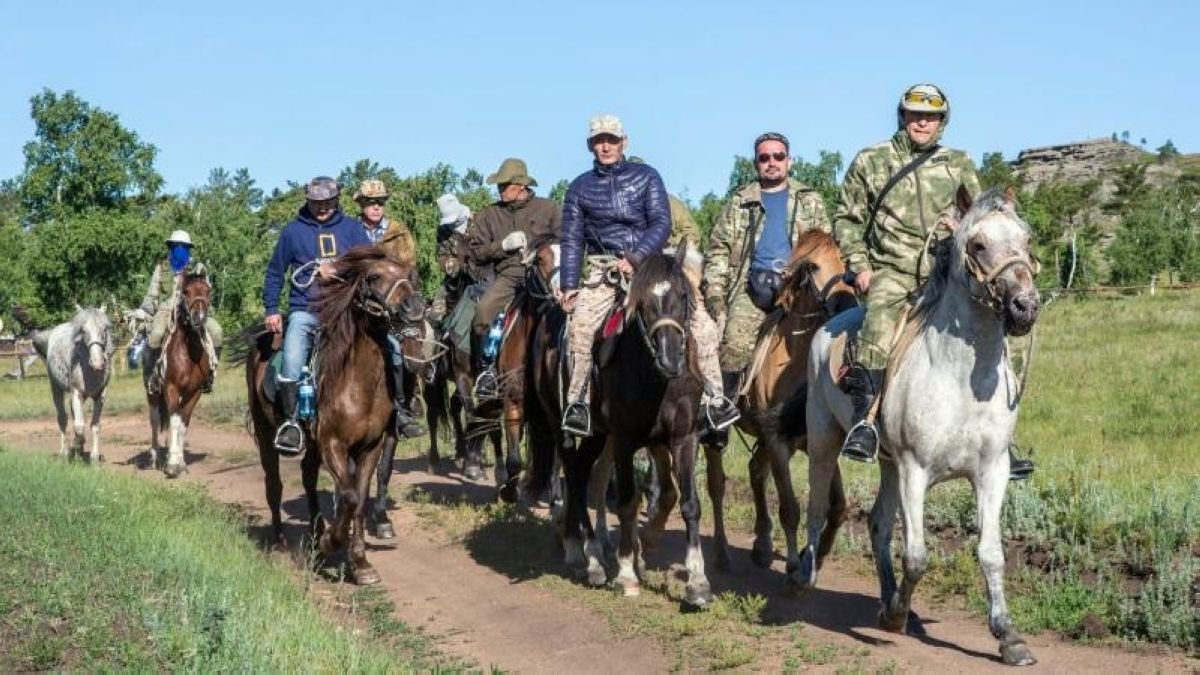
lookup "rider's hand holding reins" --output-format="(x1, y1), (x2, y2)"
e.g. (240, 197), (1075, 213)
(614, 258), (634, 277)
(853, 269), (872, 294)
(556, 289), (579, 313)
(265, 313), (283, 334)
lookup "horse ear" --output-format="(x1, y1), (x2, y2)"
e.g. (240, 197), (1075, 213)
(679, 239), (703, 280)
(99, 304), (107, 314)
(955, 185), (973, 219)
(74, 303), (83, 312)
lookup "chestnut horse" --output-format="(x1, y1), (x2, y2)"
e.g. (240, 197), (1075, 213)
(709, 230), (856, 583)
(233, 248), (416, 585)
(144, 272), (213, 478)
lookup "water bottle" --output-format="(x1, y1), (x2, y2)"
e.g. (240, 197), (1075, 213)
(297, 367), (315, 421)
(483, 312), (505, 361)
(127, 334), (146, 370)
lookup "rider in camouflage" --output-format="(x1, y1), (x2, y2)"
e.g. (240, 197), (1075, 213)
(833, 83), (1033, 480)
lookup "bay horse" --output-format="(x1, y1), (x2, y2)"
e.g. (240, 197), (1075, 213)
(234, 247), (417, 585)
(709, 230), (856, 582)
(143, 272), (214, 478)
(31, 306), (114, 463)
(569, 248), (712, 609)
(424, 267), (473, 473)
(803, 188), (1041, 665)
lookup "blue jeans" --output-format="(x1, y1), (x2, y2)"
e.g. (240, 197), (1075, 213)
(386, 334), (403, 368)
(281, 310), (320, 381)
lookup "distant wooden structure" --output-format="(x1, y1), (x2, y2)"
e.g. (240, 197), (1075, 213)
(0, 337), (38, 379)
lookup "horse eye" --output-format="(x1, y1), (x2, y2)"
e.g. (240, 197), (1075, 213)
(971, 241), (986, 254)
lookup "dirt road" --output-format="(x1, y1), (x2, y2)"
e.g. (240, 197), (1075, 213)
(2, 413), (1194, 673)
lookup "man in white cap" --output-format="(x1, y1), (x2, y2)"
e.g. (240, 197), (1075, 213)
(429, 194), (473, 325)
(126, 229), (223, 393)
(557, 114), (738, 437)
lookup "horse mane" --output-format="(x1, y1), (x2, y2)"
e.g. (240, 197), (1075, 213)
(311, 247), (403, 405)
(627, 254), (693, 312)
(777, 230), (841, 309)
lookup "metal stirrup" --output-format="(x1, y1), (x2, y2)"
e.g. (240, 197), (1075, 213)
(841, 420), (878, 463)
(274, 421), (305, 454)
(705, 394), (740, 430)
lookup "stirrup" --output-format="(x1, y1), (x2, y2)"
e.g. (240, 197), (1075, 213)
(704, 394), (740, 431)
(841, 420), (879, 463)
(561, 401), (592, 438)
(473, 368), (498, 400)
(274, 421), (305, 457)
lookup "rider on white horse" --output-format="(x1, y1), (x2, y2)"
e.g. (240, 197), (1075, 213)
(126, 229), (223, 393)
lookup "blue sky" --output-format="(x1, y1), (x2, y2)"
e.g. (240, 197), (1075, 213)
(1, 0), (1196, 201)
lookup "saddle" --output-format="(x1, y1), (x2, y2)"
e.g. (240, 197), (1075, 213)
(261, 326), (321, 405)
(594, 301), (628, 370)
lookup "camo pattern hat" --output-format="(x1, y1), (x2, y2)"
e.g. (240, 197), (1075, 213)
(305, 176), (340, 201)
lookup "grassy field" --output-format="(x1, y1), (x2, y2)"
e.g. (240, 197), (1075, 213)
(0, 448), (456, 672)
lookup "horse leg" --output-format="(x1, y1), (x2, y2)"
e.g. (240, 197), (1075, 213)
(255, 416), (286, 550)
(497, 397), (523, 503)
(352, 442), (385, 585)
(587, 443), (615, 560)
(798, 424), (842, 590)
(703, 443), (732, 572)
(675, 432), (712, 609)
(748, 444), (774, 568)
(88, 394), (104, 463)
(640, 446), (676, 554)
(51, 383), (68, 460)
(69, 388), (85, 461)
(612, 437), (641, 597)
(578, 436), (608, 586)
(462, 420), (485, 481)
(868, 459), (901, 617)
(372, 434), (398, 539)
(977, 457), (1036, 665)
(318, 442), (354, 558)
(767, 438), (803, 586)
(163, 388), (189, 479)
(301, 440), (324, 542)
(816, 464), (848, 567)
(880, 460), (929, 634)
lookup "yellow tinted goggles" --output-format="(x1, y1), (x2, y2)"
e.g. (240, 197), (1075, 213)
(904, 92), (946, 108)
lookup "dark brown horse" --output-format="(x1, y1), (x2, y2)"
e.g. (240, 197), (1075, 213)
(423, 269), (477, 473)
(711, 230), (856, 585)
(233, 248), (416, 584)
(144, 272), (214, 479)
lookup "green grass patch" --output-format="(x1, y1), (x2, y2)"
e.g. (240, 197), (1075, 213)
(0, 448), (442, 672)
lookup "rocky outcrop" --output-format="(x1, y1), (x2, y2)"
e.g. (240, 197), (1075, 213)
(1014, 138), (1149, 190)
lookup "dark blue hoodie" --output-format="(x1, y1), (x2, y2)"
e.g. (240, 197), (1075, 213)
(263, 206), (372, 315)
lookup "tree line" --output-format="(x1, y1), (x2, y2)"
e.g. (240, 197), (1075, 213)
(1, 89), (1196, 336)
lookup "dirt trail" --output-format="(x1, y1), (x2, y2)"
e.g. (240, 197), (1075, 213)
(2, 413), (1195, 674)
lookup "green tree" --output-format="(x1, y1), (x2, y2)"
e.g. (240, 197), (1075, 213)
(1156, 139), (1180, 160)
(691, 191), (726, 248)
(548, 179), (570, 204)
(725, 156), (756, 196)
(1109, 182), (1200, 284)
(790, 150), (843, 215)
(18, 89), (162, 222)
(1019, 179), (1101, 287)
(979, 152), (1023, 192)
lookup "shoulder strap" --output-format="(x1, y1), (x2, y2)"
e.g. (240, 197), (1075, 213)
(866, 146), (939, 234)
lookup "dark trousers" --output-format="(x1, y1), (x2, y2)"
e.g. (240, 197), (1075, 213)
(473, 270), (522, 336)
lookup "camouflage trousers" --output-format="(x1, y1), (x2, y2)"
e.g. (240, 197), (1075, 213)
(567, 262), (723, 404)
(718, 285), (767, 373)
(858, 268), (915, 370)
(149, 306), (223, 365)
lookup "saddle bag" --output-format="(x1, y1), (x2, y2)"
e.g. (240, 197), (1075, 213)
(746, 268), (783, 312)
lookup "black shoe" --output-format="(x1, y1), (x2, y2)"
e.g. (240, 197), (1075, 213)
(562, 401), (592, 438)
(395, 408), (426, 439)
(840, 365), (881, 463)
(1009, 445), (1035, 481)
(275, 381), (304, 457)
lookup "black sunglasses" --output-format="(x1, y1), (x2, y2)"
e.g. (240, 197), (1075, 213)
(757, 151), (788, 163)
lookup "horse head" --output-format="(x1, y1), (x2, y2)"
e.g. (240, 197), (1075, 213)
(321, 248), (417, 324)
(779, 230), (857, 319)
(523, 236), (562, 301)
(179, 272), (212, 333)
(628, 250), (692, 379)
(951, 187), (1041, 336)
(72, 305), (113, 371)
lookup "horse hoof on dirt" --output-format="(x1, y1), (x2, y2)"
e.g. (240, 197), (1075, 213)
(750, 541), (774, 569)
(164, 463), (186, 479)
(463, 465), (484, 481)
(497, 481), (519, 504)
(684, 583), (713, 610)
(373, 522), (395, 540)
(617, 577), (640, 597)
(318, 533), (335, 557)
(355, 565), (382, 586)
(586, 566), (608, 587)
(1000, 639), (1037, 666)
(877, 608), (908, 634)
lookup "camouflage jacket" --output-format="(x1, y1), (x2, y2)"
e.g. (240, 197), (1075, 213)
(703, 178), (830, 308)
(139, 259), (207, 315)
(833, 130), (980, 277)
(667, 194), (700, 249)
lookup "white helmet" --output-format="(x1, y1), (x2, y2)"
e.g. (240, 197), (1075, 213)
(165, 230), (193, 247)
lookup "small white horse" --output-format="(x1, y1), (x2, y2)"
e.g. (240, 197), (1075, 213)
(31, 306), (115, 463)
(802, 187), (1041, 666)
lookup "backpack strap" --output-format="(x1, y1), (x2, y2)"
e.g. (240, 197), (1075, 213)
(866, 146), (939, 237)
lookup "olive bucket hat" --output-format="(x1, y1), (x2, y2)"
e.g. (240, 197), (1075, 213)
(486, 158), (538, 187)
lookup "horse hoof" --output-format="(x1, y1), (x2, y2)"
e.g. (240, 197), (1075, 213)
(877, 608), (908, 634)
(1000, 639), (1037, 666)
(684, 583), (714, 610)
(374, 522), (395, 540)
(355, 565), (382, 586)
(498, 482), (519, 504)
(618, 578), (640, 597)
(750, 543), (774, 569)
(586, 567), (608, 587)
(463, 465), (484, 481)
(164, 463), (186, 479)
(318, 533), (335, 556)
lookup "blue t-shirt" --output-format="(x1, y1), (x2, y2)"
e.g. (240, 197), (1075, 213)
(751, 188), (791, 272)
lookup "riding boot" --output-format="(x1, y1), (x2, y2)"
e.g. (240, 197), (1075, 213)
(840, 365), (881, 463)
(390, 361), (426, 439)
(1009, 444), (1035, 481)
(274, 381), (304, 457)
(701, 370), (743, 451)
(562, 400), (592, 438)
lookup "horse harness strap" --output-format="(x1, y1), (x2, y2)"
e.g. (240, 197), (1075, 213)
(964, 253), (1040, 314)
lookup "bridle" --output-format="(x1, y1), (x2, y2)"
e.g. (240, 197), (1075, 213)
(787, 262), (852, 321)
(356, 275), (413, 320)
(633, 292), (689, 370)
(962, 248), (1040, 316)
(179, 283), (211, 331)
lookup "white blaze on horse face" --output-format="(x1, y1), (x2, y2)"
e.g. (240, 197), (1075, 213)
(651, 281), (672, 298)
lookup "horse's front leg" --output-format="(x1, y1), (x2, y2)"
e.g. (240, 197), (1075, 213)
(352, 441), (385, 585)
(51, 383), (69, 460)
(639, 446), (676, 554)
(748, 443), (774, 568)
(977, 454), (1036, 665)
(674, 432), (712, 609)
(799, 425), (842, 590)
(498, 396), (523, 503)
(69, 388), (86, 461)
(372, 434), (398, 540)
(163, 389), (190, 479)
(88, 393), (105, 464)
(704, 443), (732, 572)
(318, 440), (354, 559)
(462, 420), (486, 481)
(880, 459), (929, 634)
(766, 436), (803, 586)
(612, 437), (642, 597)
(301, 441), (323, 541)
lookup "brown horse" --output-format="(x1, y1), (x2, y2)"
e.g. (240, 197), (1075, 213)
(233, 248), (416, 584)
(144, 272), (214, 479)
(709, 230), (856, 585)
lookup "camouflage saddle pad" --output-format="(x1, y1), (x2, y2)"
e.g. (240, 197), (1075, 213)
(443, 284), (484, 354)
(262, 327), (321, 404)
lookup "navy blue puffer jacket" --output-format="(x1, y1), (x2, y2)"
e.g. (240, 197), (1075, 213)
(561, 159), (672, 290)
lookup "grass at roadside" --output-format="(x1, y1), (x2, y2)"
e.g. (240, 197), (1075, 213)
(0, 448), (446, 672)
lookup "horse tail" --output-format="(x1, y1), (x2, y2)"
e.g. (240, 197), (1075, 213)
(225, 322), (270, 368)
(30, 330), (50, 359)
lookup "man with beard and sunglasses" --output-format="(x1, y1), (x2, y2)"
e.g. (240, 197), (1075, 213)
(832, 83), (1033, 480)
(702, 132), (830, 448)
